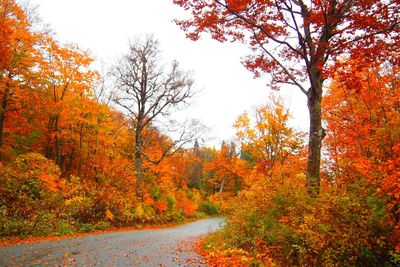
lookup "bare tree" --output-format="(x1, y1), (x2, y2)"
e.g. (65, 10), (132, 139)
(110, 35), (196, 200)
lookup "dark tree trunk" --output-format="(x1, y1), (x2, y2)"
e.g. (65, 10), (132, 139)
(0, 110), (5, 148)
(45, 117), (54, 158)
(0, 87), (9, 147)
(0, 116), (4, 147)
(54, 115), (62, 168)
(306, 72), (325, 196)
(78, 123), (84, 177)
(135, 128), (144, 201)
(66, 147), (75, 173)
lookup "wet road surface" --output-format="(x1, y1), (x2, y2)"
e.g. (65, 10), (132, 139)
(0, 217), (224, 266)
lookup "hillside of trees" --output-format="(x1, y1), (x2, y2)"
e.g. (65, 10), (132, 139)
(0, 0), (234, 238)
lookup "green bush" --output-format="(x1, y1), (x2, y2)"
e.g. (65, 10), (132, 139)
(0, 214), (33, 237)
(78, 223), (95, 233)
(198, 201), (218, 215)
(57, 221), (74, 236)
(166, 195), (176, 210)
(150, 186), (162, 200)
(94, 221), (111, 230)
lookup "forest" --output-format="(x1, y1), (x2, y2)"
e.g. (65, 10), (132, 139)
(1, 0), (399, 266)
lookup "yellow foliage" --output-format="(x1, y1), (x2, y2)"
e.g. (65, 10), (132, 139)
(64, 196), (90, 207)
(134, 204), (144, 218)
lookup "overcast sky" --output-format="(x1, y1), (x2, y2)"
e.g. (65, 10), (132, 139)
(29, 0), (309, 147)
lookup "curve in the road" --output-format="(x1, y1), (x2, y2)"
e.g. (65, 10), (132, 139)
(0, 217), (224, 267)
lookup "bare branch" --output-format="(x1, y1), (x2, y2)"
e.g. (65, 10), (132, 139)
(252, 31), (308, 95)
(215, 0), (305, 59)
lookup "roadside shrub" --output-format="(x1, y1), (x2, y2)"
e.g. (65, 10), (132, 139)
(78, 223), (95, 233)
(166, 194), (176, 210)
(57, 220), (74, 236)
(198, 201), (218, 215)
(213, 174), (396, 266)
(0, 153), (63, 236)
(0, 153), (221, 238)
(64, 196), (95, 224)
(94, 221), (110, 230)
(132, 203), (156, 222)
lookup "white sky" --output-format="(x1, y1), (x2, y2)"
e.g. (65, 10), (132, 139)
(29, 0), (309, 147)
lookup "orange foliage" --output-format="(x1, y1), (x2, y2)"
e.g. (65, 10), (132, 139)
(181, 198), (197, 217)
(0, 0), (217, 239)
(105, 209), (114, 221)
(234, 96), (306, 183)
(175, 190), (198, 217)
(324, 62), (400, 253)
(0, 0), (38, 150)
(154, 200), (168, 214)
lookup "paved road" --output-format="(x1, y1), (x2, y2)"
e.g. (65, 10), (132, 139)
(0, 217), (224, 267)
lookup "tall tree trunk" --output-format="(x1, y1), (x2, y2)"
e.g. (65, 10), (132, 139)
(0, 110), (5, 148)
(78, 123), (84, 177)
(0, 87), (9, 147)
(135, 129), (144, 201)
(54, 115), (62, 168)
(306, 79), (325, 196)
(45, 117), (55, 158)
(66, 147), (75, 173)
(0, 112), (4, 147)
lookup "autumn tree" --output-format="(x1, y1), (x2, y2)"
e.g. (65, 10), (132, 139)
(0, 0), (37, 149)
(234, 95), (304, 176)
(324, 62), (400, 183)
(174, 0), (400, 195)
(323, 62), (400, 229)
(38, 39), (97, 169)
(205, 141), (244, 204)
(111, 35), (197, 200)
(162, 140), (205, 190)
(187, 139), (204, 188)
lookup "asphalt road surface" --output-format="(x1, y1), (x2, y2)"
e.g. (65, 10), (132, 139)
(0, 217), (224, 267)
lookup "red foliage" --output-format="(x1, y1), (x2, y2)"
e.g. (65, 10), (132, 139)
(174, 0), (399, 83)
